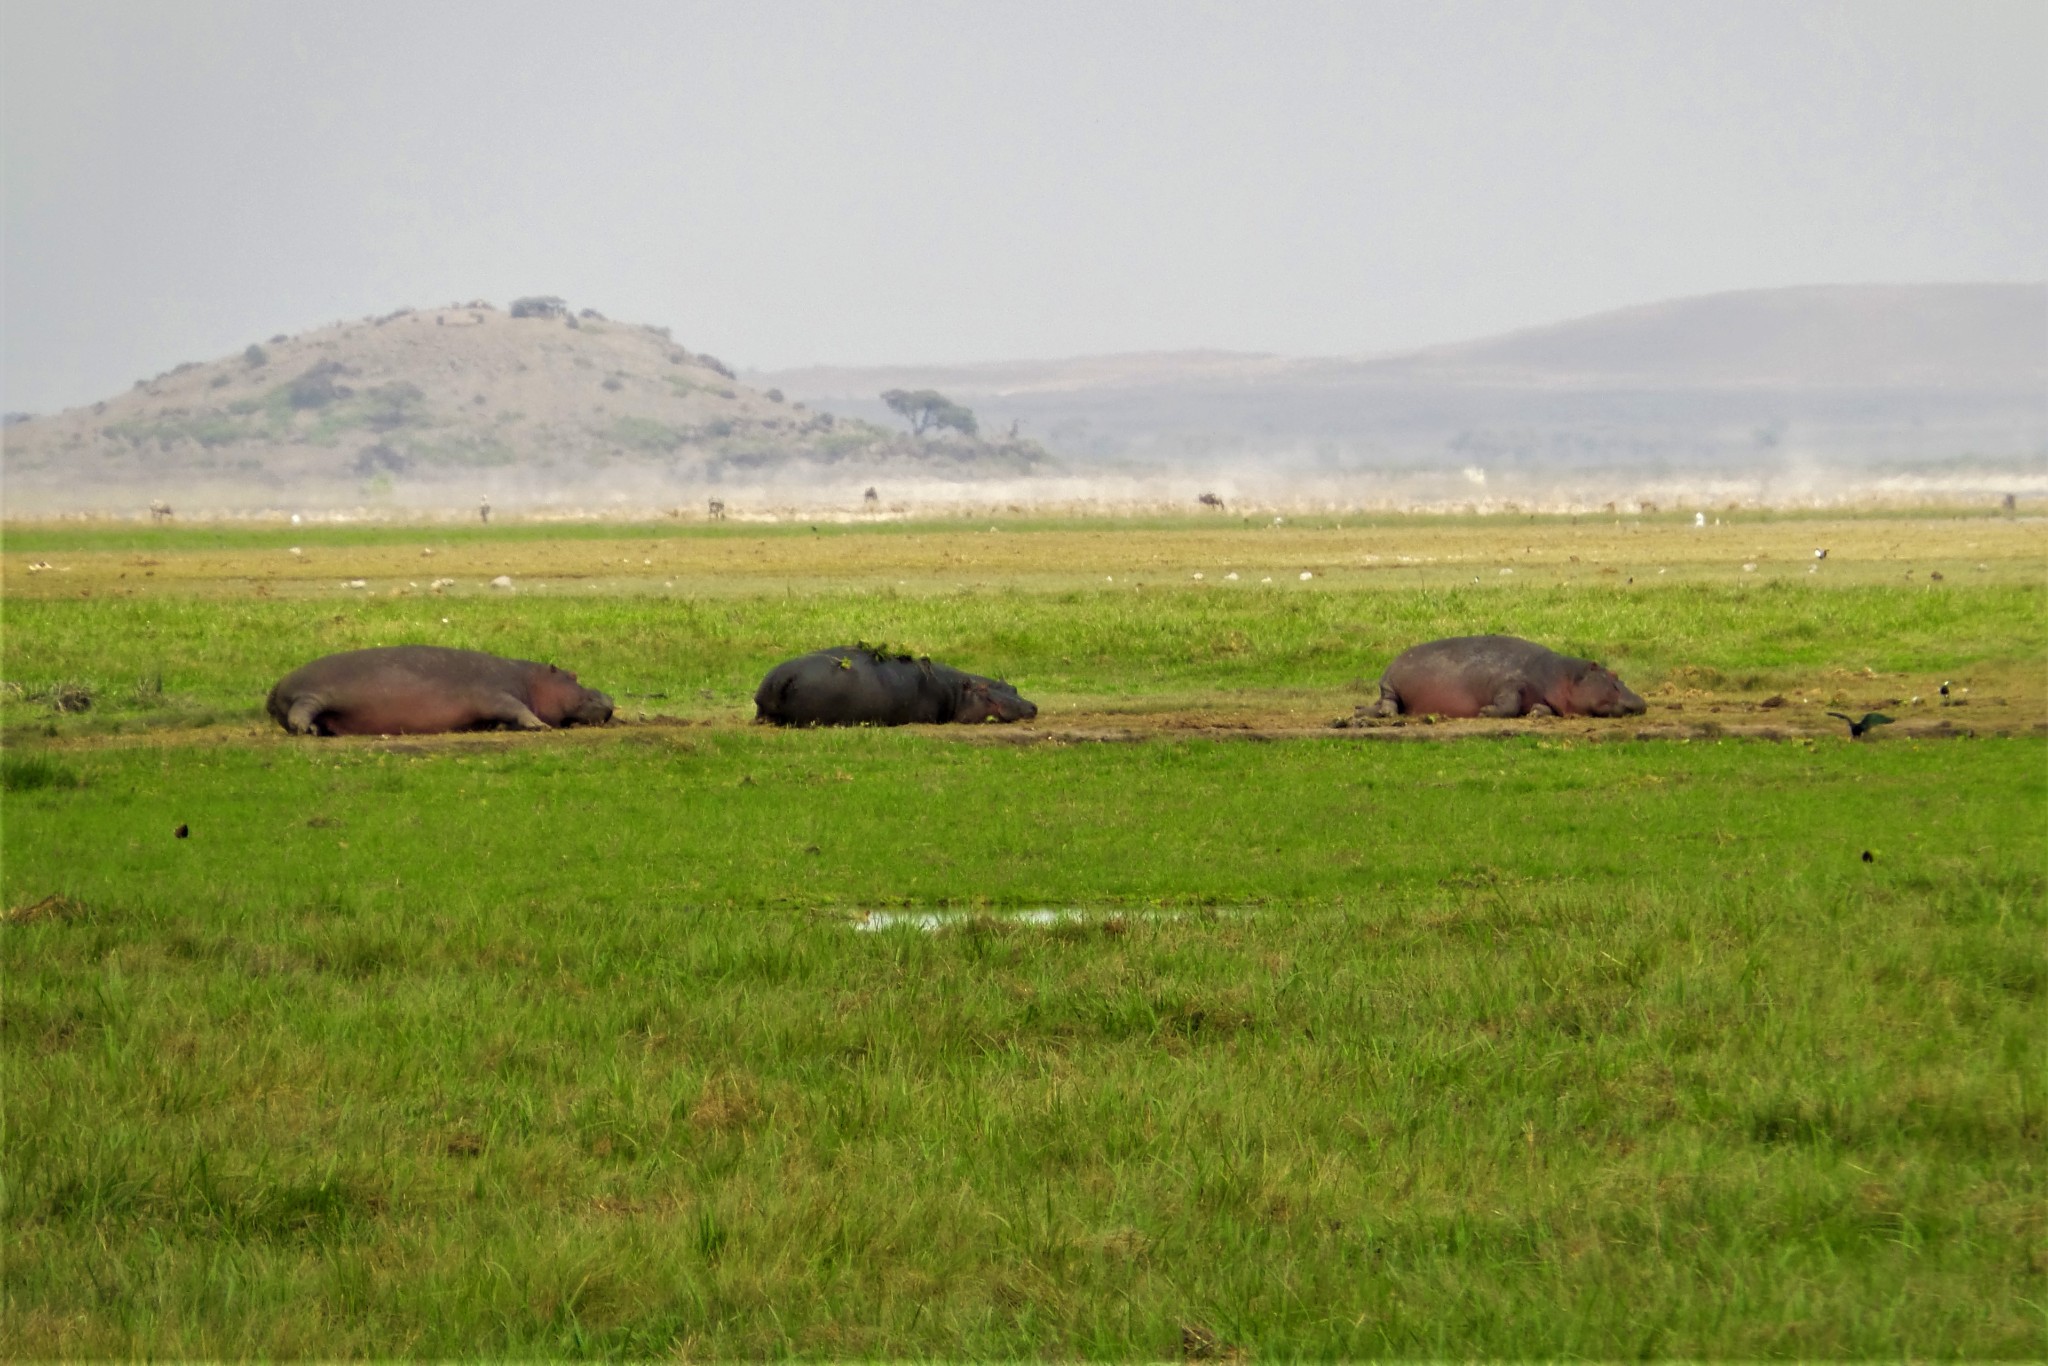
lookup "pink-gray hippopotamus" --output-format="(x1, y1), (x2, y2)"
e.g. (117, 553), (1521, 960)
(267, 645), (614, 736)
(1369, 634), (1646, 719)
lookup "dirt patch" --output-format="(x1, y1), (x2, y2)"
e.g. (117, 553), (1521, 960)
(18, 692), (2045, 758)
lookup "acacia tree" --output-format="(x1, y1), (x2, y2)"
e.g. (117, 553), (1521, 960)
(882, 388), (978, 437)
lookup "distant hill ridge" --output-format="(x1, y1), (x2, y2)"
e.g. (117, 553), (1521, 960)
(758, 284), (2048, 398)
(1383, 283), (2047, 389)
(751, 284), (2046, 475)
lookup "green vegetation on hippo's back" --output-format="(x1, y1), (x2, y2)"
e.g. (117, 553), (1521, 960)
(2, 728), (2042, 1358)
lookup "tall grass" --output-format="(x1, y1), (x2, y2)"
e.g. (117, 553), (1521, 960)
(4, 732), (2041, 1356)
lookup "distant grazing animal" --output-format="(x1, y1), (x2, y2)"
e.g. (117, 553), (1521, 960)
(267, 646), (613, 737)
(1826, 711), (1894, 739)
(864, 486), (880, 506)
(754, 645), (1037, 727)
(479, 494), (491, 525)
(1198, 492), (1224, 510)
(149, 499), (172, 523)
(1368, 635), (1646, 719)
(708, 498), (726, 521)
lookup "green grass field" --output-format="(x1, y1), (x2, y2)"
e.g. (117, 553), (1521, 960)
(3, 513), (2043, 1357)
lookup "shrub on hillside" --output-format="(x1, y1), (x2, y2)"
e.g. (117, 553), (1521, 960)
(351, 443), (411, 476)
(361, 382), (426, 431)
(610, 417), (690, 453)
(510, 295), (568, 319)
(287, 361), (354, 410)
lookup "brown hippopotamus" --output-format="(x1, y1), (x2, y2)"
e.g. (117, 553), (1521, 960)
(754, 645), (1037, 727)
(1369, 634), (1646, 719)
(267, 645), (614, 736)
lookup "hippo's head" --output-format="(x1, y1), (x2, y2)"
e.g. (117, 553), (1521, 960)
(957, 677), (1038, 724)
(1568, 663), (1646, 717)
(561, 686), (616, 726)
(535, 664), (615, 727)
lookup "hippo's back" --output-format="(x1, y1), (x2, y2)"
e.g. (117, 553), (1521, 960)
(755, 647), (949, 726)
(268, 645), (563, 736)
(1379, 634), (1560, 717)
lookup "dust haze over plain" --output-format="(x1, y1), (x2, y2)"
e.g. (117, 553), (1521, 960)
(2, 0), (2044, 513)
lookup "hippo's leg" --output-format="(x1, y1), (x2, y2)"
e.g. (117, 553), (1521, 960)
(1366, 682), (1402, 718)
(1477, 685), (1527, 718)
(470, 692), (551, 730)
(284, 696), (326, 735)
(1527, 702), (1557, 718)
(502, 702), (550, 730)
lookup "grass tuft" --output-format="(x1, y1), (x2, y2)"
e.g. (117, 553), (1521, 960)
(1, 754), (83, 792)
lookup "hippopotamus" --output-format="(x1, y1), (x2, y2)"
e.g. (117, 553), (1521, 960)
(267, 645), (614, 736)
(754, 645), (1037, 727)
(1368, 634), (1646, 719)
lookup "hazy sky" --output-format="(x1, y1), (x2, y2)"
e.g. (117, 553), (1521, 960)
(3, 0), (2043, 412)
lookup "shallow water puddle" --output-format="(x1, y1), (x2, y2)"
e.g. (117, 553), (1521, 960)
(849, 907), (1219, 932)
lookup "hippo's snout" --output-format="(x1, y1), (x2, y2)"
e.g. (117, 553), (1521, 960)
(569, 690), (616, 725)
(989, 690), (1037, 723)
(1600, 685), (1647, 718)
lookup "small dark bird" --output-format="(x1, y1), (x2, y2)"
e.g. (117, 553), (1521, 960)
(1939, 681), (1951, 696)
(174, 823), (189, 839)
(1827, 711), (1895, 738)
(1861, 850), (1874, 863)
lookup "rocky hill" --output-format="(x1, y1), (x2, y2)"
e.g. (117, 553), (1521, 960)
(1, 298), (1049, 515)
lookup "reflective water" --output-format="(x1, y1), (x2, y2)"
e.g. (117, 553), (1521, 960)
(852, 908), (1103, 933)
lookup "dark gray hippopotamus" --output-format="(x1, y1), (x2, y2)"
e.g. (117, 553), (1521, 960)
(754, 645), (1037, 727)
(267, 645), (614, 736)
(1369, 634), (1646, 719)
